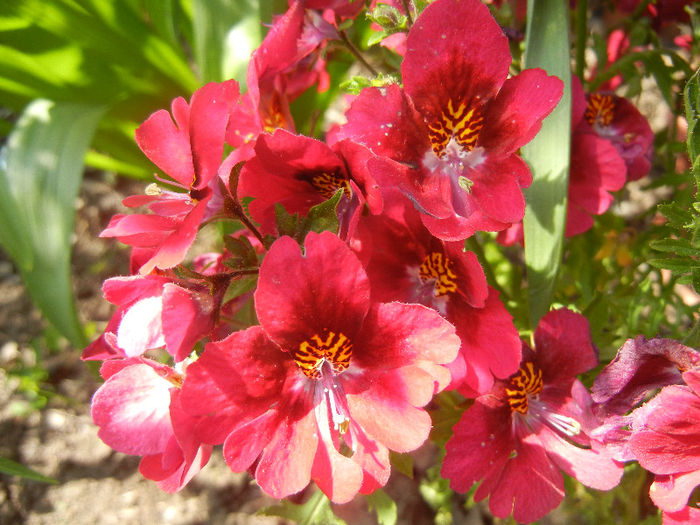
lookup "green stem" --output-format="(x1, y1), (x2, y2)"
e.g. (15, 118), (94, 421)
(338, 29), (379, 76)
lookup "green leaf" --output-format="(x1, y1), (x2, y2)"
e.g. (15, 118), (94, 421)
(192, 0), (262, 84)
(260, 490), (346, 524)
(301, 188), (343, 236)
(658, 203), (693, 228)
(685, 67), (700, 167)
(521, 0), (572, 329)
(0, 100), (105, 347)
(648, 257), (697, 273)
(0, 456), (57, 484)
(649, 238), (700, 257)
(366, 490), (398, 525)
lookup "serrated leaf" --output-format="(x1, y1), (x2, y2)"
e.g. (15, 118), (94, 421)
(274, 203), (301, 237)
(521, 0), (572, 329)
(649, 238), (700, 257)
(223, 234), (258, 268)
(0, 100), (104, 347)
(648, 257), (697, 273)
(685, 67), (700, 163)
(300, 188), (343, 237)
(222, 274), (258, 304)
(658, 203), (693, 227)
(366, 490), (398, 525)
(0, 456), (57, 484)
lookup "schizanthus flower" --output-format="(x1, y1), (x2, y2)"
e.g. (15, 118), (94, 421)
(180, 232), (460, 503)
(442, 309), (623, 522)
(330, 0), (563, 240)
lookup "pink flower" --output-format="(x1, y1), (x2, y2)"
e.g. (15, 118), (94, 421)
(101, 81), (240, 274)
(329, 0), (563, 240)
(237, 129), (382, 238)
(351, 190), (521, 395)
(442, 309), (623, 522)
(180, 231), (460, 503)
(628, 369), (700, 515)
(82, 275), (218, 363)
(582, 87), (654, 182)
(91, 358), (211, 492)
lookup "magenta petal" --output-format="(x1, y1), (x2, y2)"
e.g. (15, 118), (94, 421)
(534, 308), (598, 381)
(629, 385), (700, 474)
(591, 337), (700, 416)
(161, 283), (216, 362)
(480, 69), (564, 156)
(254, 410), (318, 499)
(650, 472), (700, 513)
(402, 0), (510, 115)
(135, 103), (193, 187)
(312, 405), (364, 503)
(188, 80), (240, 189)
(255, 232), (371, 350)
(180, 326), (291, 444)
(91, 363), (173, 456)
(346, 381), (432, 453)
(486, 434), (565, 523)
(353, 302), (459, 371)
(442, 398), (514, 493)
(330, 84), (429, 165)
(223, 409), (279, 472)
(536, 424), (623, 490)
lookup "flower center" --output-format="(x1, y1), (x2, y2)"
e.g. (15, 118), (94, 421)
(310, 171), (352, 200)
(505, 362), (543, 414)
(585, 94), (615, 127)
(419, 252), (458, 296)
(294, 329), (353, 379)
(427, 99), (484, 157)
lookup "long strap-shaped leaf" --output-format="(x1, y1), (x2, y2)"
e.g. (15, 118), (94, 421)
(522, 0), (572, 329)
(0, 100), (104, 347)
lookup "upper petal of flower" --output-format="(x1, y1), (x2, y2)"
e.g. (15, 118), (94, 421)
(255, 232), (371, 351)
(402, 0), (510, 120)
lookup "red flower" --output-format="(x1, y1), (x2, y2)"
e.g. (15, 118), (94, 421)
(101, 81), (240, 274)
(91, 358), (211, 492)
(629, 369), (700, 514)
(237, 129), (382, 238)
(180, 232), (460, 502)
(329, 0), (562, 240)
(351, 191), (521, 395)
(442, 309), (623, 522)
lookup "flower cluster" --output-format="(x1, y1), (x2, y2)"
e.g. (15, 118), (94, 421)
(83, 0), (694, 522)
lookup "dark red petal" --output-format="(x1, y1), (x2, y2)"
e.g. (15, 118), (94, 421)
(479, 69), (564, 157)
(255, 232), (371, 350)
(135, 102), (193, 187)
(329, 84), (430, 164)
(534, 308), (598, 381)
(403, 0), (510, 121)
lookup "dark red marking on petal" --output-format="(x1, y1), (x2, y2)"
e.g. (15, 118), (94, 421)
(419, 252), (458, 296)
(294, 330), (353, 379)
(585, 94), (615, 127)
(505, 362), (543, 414)
(309, 171), (352, 200)
(427, 99), (484, 156)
